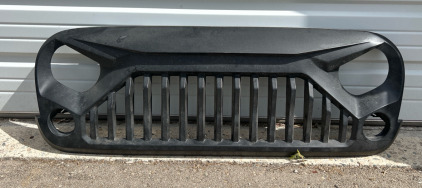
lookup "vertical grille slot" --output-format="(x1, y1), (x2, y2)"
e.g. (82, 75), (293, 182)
(89, 106), (98, 139)
(125, 77), (135, 141)
(178, 74), (188, 141)
(249, 75), (259, 142)
(143, 74), (152, 141)
(231, 75), (241, 142)
(285, 77), (296, 143)
(351, 118), (363, 140)
(197, 74), (206, 141)
(267, 76), (277, 142)
(303, 80), (314, 143)
(161, 74), (170, 141)
(338, 109), (349, 142)
(75, 115), (87, 137)
(214, 75), (223, 141)
(320, 96), (331, 143)
(107, 92), (116, 140)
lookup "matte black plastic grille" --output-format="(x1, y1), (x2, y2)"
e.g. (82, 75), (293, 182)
(35, 27), (405, 156)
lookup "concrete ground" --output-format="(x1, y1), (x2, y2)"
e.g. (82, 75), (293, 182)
(0, 118), (421, 187)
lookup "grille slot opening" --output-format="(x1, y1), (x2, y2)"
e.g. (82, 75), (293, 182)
(51, 46), (100, 92)
(338, 49), (388, 95)
(51, 109), (76, 134)
(363, 113), (389, 141)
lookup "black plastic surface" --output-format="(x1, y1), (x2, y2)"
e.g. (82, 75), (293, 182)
(35, 27), (404, 156)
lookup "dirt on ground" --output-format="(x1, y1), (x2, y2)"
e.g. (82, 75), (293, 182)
(0, 158), (421, 188)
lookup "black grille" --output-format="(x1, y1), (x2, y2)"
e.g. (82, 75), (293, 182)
(35, 27), (404, 156)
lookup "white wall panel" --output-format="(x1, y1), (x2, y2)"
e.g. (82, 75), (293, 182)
(0, 1), (421, 121)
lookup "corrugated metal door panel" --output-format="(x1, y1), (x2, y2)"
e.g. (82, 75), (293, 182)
(1, 25), (422, 46)
(1, 5), (422, 30)
(0, 1), (421, 121)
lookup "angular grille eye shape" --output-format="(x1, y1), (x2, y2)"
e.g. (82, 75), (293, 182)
(35, 27), (404, 157)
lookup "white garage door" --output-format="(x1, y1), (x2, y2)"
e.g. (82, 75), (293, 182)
(0, 0), (421, 121)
